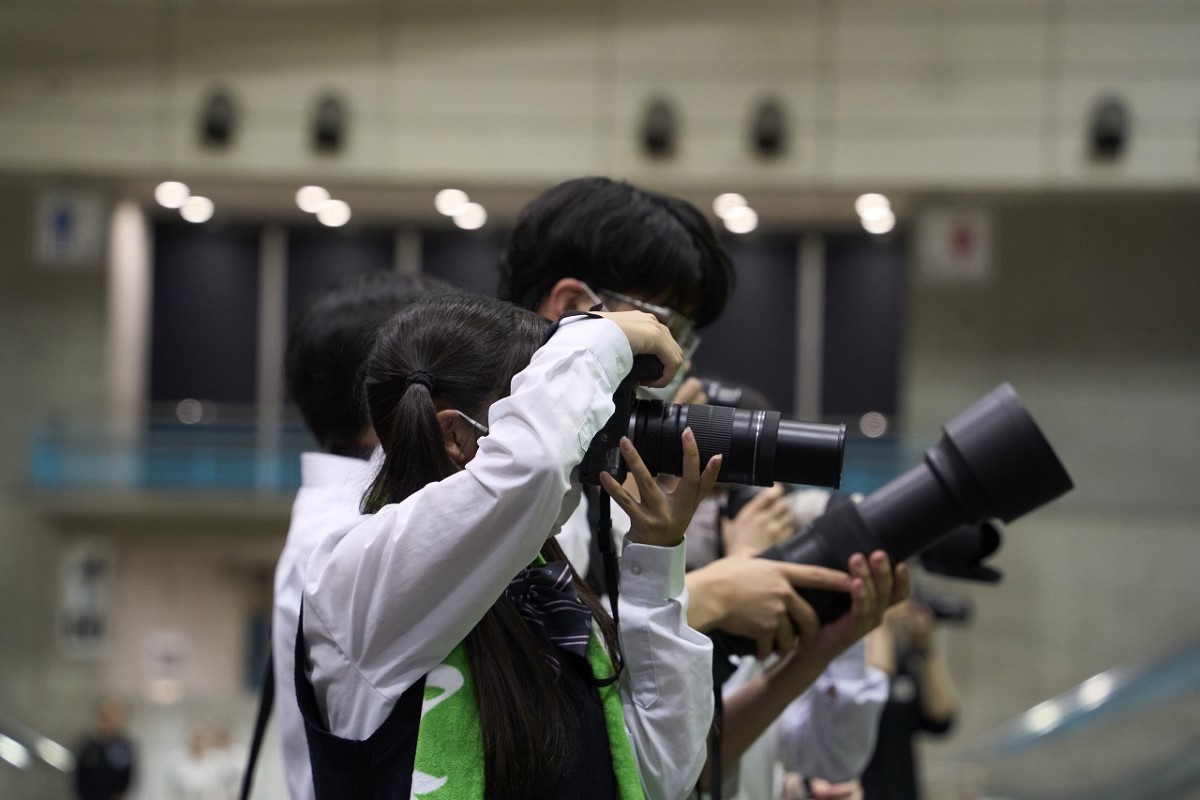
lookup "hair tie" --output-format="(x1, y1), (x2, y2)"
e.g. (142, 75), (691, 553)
(406, 370), (435, 392)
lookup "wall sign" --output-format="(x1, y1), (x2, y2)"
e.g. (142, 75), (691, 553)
(59, 540), (114, 658)
(35, 189), (107, 269)
(916, 207), (994, 283)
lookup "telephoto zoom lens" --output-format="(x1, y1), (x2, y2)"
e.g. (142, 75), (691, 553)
(711, 382), (1073, 664)
(626, 400), (846, 489)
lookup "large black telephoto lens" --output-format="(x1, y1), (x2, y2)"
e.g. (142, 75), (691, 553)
(627, 400), (846, 489)
(715, 383), (1073, 656)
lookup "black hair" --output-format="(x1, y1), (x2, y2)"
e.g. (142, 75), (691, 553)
(359, 293), (623, 799)
(499, 176), (736, 328)
(284, 271), (454, 454)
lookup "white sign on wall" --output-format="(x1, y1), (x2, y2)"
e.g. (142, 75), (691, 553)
(916, 207), (994, 283)
(35, 189), (107, 269)
(143, 629), (190, 705)
(58, 540), (115, 659)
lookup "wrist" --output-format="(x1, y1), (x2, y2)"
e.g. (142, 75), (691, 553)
(684, 569), (724, 632)
(772, 646), (835, 695)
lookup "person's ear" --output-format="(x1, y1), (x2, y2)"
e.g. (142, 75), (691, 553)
(436, 409), (474, 468)
(541, 277), (599, 320)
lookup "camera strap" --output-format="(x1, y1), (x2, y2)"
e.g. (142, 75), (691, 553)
(542, 308), (603, 345)
(594, 488), (621, 633)
(238, 653), (274, 800)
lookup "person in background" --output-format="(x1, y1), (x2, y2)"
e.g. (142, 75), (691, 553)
(859, 598), (960, 800)
(272, 271), (454, 800)
(206, 722), (242, 800)
(168, 724), (217, 800)
(74, 697), (135, 800)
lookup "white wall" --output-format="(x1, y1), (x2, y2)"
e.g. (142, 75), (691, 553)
(901, 195), (1200, 798)
(1, 0), (1198, 192)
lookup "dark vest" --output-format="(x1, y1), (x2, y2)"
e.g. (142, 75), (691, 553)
(294, 610), (618, 800)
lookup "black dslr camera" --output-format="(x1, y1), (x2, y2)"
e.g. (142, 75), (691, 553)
(579, 356), (847, 489)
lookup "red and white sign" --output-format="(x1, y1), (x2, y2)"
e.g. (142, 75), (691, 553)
(916, 207), (994, 283)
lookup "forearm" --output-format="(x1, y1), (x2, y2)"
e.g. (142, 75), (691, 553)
(717, 648), (835, 771)
(914, 652), (959, 723)
(683, 565), (726, 633)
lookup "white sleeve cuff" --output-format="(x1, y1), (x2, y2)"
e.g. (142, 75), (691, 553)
(618, 539), (688, 604)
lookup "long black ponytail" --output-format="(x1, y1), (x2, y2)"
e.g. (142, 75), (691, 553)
(360, 294), (623, 799)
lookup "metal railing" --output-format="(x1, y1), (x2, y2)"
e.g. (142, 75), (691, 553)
(965, 638), (1200, 800)
(27, 416), (918, 497)
(0, 710), (74, 773)
(27, 416), (315, 495)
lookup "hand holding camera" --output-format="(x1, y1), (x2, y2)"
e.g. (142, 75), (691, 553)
(591, 310), (682, 389)
(599, 429), (722, 549)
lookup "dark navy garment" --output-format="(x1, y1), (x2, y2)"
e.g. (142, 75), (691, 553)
(74, 735), (134, 800)
(295, 607), (425, 800)
(295, 609), (618, 800)
(860, 649), (955, 800)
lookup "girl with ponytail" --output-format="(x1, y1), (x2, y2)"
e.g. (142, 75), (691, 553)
(297, 294), (721, 800)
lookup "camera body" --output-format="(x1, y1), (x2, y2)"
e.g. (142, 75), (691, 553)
(579, 356), (846, 490)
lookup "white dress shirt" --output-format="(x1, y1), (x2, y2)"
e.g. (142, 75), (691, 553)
(302, 316), (713, 800)
(272, 451), (376, 800)
(776, 638), (888, 782)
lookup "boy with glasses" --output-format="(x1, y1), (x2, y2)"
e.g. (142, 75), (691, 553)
(500, 177), (899, 799)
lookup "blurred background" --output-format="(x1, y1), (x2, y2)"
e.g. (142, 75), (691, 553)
(1, 1), (1198, 798)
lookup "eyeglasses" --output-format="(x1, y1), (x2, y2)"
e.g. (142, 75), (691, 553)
(579, 284), (701, 361)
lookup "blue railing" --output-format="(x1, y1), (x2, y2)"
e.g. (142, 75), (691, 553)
(27, 418), (921, 496)
(28, 419), (313, 495)
(962, 638), (1200, 800)
(974, 638), (1200, 756)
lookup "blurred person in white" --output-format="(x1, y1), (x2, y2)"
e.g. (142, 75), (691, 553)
(169, 725), (221, 800)
(299, 295), (721, 798)
(206, 722), (242, 800)
(272, 271), (455, 799)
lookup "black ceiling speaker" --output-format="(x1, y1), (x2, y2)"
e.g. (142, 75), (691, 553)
(751, 97), (787, 157)
(1089, 94), (1130, 161)
(313, 92), (347, 153)
(641, 97), (677, 158)
(199, 88), (238, 148)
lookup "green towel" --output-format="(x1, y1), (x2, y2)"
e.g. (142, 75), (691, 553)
(410, 628), (645, 799)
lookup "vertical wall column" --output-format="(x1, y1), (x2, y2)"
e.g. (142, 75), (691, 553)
(106, 200), (152, 433)
(256, 225), (287, 488)
(394, 227), (422, 275)
(796, 234), (826, 420)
